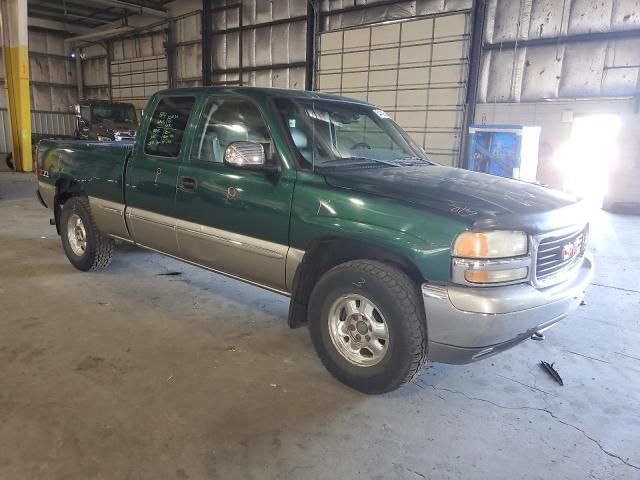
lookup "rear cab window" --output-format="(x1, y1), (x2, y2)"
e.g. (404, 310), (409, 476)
(144, 96), (196, 158)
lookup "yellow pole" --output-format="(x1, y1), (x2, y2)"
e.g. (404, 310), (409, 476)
(1, 0), (32, 172)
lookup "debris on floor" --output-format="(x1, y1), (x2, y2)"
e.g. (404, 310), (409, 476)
(540, 360), (564, 386)
(158, 271), (182, 276)
(531, 331), (545, 341)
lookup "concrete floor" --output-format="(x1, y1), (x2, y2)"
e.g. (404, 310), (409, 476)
(1, 170), (639, 480)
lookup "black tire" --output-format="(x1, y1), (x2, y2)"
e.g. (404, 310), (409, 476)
(60, 196), (114, 271)
(309, 260), (428, 394)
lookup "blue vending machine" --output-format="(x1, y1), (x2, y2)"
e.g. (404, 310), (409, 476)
(467, 125), (541, 182)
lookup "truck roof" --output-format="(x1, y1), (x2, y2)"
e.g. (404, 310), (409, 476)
(153, 86), (373, 106)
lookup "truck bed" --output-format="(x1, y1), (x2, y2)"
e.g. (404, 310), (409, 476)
(37, 139), (134, 205)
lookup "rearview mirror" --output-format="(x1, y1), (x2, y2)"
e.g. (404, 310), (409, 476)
(224, 141), (280, 173)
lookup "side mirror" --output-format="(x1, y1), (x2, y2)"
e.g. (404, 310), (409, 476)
(223, 141), (279, 173)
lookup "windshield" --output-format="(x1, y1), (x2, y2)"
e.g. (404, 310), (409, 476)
(274, 97), (431, 170)
(91, 103), (138, 124)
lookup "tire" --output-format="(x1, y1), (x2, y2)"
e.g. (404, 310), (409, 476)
(309, 260), (428, 394)
(60, 196), (114, 271)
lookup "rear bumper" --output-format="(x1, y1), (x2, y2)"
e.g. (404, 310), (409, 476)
(422, 254), (594, 364)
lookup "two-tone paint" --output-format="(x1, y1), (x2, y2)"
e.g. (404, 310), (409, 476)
(36, 86), (592, 365)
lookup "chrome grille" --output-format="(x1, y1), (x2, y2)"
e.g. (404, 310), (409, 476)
(536, 228), (586, 280)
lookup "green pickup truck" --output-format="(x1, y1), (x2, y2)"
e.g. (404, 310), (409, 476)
(36, 87), (593, 393)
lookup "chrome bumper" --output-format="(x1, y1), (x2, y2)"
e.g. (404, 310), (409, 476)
(422, 254), (594, 364)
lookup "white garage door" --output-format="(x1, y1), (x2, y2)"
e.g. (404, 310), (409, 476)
(110, 32), (169, 111)
(317, 13), (471, 166)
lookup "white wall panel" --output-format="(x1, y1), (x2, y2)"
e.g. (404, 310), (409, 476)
(207, 0), (307, 89)
(480, 0), (640, 102)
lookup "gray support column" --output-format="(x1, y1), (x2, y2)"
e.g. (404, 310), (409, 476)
(75, 52), (84, 100)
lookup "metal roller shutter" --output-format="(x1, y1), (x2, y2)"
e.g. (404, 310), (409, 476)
(317, 12), (471, 167)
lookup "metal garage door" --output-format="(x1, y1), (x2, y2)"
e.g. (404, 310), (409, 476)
(110, 32), (169, 110)
(317, 12), (471, 166)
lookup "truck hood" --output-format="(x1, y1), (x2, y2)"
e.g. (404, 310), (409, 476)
(323, 165), (588, 234)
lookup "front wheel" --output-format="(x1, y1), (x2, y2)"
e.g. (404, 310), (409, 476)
(60, 196), (114, 271)
(309, 260), (428, 394)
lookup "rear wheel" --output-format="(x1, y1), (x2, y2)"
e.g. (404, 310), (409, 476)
(60, 196), (114, 271)
(309, 260), (428, 394)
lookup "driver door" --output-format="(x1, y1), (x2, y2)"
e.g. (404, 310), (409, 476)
(174, 95), (295, 291)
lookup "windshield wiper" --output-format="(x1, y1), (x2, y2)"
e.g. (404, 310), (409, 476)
(317, 157), (400, 168)
(389, 156), (433, 166)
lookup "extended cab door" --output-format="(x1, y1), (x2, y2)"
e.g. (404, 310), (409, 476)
(174, 94), (295, 291)
(125, 95), (196, 255)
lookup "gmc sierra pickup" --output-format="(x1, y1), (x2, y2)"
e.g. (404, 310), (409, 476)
(36, 87), (593, 393)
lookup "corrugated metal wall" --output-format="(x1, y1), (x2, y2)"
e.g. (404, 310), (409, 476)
(77, 9), (204, 108)
(203, 0), (308, 89)
(479, 0), (640, 102)
(27, 29), (78, 111)
(83, 44), (111, 101)
(0, 28), (78, 153)
(176, 10), (203, 87)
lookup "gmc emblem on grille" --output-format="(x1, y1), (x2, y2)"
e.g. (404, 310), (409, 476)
(561, 242), (579, 261)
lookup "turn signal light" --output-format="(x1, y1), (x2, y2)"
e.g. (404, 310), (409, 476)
(464, 267), (528, 284)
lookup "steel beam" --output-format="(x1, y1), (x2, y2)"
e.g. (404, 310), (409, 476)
(202, 0), (212, 85)
(461, 0), (487, 169)
(483, 28), (640, 50)
(305, 0), (319, 91)
(166, 22), (177, 89)
(211, 61), (307, 76)
(64, 26), (135, 45)
(28, 9), (112, 25)
(28, 1), (116, 24)
(75, 53), (84, 100)
(89, 0), (168, 18)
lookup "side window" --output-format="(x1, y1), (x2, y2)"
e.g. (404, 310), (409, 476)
(192, 96), (271, 163)
(144, 96), (195, 158)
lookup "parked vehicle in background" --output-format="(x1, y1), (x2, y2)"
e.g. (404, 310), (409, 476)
(36, 87), (593, 394)
(74, 99), (139, 142)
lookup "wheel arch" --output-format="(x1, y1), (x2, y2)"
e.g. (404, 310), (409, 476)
(288, 236), (424, 328)
(53, 177), (85, 234)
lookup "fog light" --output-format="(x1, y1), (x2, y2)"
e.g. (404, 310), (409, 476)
(464, 267), (528, 284)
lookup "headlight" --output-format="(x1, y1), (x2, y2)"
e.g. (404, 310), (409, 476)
(453, 231), (528, 258)
(97, 135), (113, 142)
(452, 231), (530, 285)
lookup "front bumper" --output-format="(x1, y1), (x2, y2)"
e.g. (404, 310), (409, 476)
(422, 254), (594, 364)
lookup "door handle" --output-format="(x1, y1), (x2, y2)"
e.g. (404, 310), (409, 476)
(179, 176), (197, 192)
